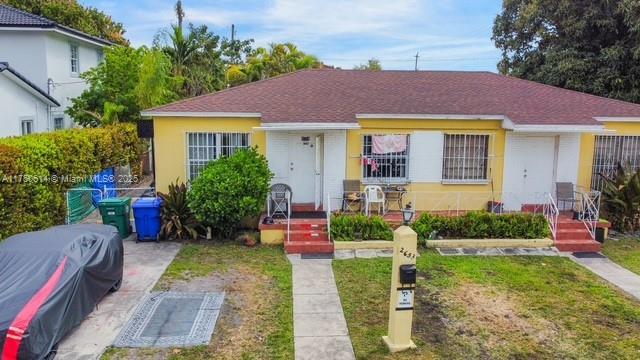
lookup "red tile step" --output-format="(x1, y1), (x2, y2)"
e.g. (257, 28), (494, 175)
(555, 239), (601, 253)
(292, 203), (322, 212)
(285, 240), (334, 254)
(557, 221), (587, 230)
(556, 229), (594, 241)
(290, 219), (327, 231)
(288, 230), (329, 242)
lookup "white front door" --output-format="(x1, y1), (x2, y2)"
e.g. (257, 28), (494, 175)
(288, 134), (319, 203)
(503, 134), (556, 210)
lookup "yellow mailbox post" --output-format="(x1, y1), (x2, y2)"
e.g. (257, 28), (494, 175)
(382, 224), (418, 352)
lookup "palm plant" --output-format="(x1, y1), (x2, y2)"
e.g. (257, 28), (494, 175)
(158, 181), (201, 240)
(599, 163), (640, 232)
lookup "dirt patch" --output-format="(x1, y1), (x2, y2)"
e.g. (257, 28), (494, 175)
(452, 284), (559, 347)
(411, 282), (576, 359)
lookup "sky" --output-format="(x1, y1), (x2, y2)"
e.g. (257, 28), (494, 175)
(82, 0), (503, 72)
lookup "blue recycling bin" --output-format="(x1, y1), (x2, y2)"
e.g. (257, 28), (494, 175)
(132, 197), (163, 242)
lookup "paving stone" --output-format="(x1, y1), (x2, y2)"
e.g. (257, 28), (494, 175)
(333, 250), (355, 260)
(294, 294), (343, 314)
(437, 248), (461, 256)
(476, 248), (502, 256)
(294, 313), (349, 337)
(461, 248), (480, 255)
(355, 249), (378, 258)
(376, 249), (394, 258)
(295, 336), (355, 360)
(499, 248), (518, 255)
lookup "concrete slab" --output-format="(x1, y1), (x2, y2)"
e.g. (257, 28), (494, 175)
(334, 249), (355, 260)
(569, 254), (640, 300)
(56, 238), (181, 359)
(295, 336), (356, 360)
(291, 258), (355, 360)
(294, 294), (344, 314)
(376, 249), (394, 258)
(294, 313), (349, 337)
(354, 249), (378, 258)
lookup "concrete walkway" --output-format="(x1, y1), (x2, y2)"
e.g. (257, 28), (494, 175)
(288, 255), (356, 360)
(56, 238), (182, 359)
(570, 254), (640, 300)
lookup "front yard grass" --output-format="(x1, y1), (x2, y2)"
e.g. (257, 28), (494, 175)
(603, 238), (640, 275)
(102, 243), (293, 360)
(334, 251), (640, 359)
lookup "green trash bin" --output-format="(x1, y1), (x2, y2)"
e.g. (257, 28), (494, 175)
(98, 197), (132, 238)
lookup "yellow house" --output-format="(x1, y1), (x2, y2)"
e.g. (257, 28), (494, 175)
(144, 69), (640, 214)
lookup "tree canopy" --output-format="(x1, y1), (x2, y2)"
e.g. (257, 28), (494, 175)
(0, 0), (127, 45)
(65, 1), (322, 125)
(66, 46), (178, 126)
(354, 58), (382, 71)
(493, 0), (640, 103)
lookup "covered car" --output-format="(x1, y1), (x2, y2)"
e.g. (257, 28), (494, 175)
(0, 224), (123, 360)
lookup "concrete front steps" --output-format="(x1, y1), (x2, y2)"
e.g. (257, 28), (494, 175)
(284, 217), (333, 254)
(554, 216), (601, 253)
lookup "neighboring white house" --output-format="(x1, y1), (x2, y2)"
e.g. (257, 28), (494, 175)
(0, 62), (59, 136)
(0, 4), (111, 137)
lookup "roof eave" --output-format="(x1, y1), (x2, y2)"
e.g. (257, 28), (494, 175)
(140, 111), (262, 118)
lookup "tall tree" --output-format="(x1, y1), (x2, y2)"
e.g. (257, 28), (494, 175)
(154, 2), (232, 96)
(237, 43), (321, 84)
(0, 0), (127, 45)
(67, 46), (178, 126)
(354, 58), (382, 71)
(493, 0), (640, 103)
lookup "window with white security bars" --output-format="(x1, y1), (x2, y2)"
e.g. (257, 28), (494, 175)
(361, 134), (409, 183)
(187, 132), (250, 181)
(591, 135), (640, 190)
(442, 134), (489, 182)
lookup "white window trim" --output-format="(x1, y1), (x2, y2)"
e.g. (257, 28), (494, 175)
(20, 117), (34, 135)
(53, 115), (64, 130)
(70, 43), (80, 76)
(441, 133), (491, 184)
(185, 132), (251, 181)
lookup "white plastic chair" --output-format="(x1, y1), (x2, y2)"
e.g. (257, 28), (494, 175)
(364, 185), (385, 216)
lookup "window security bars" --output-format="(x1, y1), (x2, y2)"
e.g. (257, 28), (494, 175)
(442, 134), (489, 182)
(591, 135), (640, 190)
(187, 132), (249, 181)
(361, 135), (409, 183)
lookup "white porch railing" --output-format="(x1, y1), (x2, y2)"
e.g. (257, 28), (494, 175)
(543, 193), (559, 239)
(577, 189), (600, 239)
(326, 192), (331, 242)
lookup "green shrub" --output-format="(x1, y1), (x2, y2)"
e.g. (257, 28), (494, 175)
(187, 147), (273, 238)
(330, 213), (393, 241)
(599, 164), (640, 232)
(0, 124), (140, 239)
(159, 181), (201, 240)
(411, 211), (550, 240)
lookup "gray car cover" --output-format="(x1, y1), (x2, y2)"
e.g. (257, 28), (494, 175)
(0, 224), (123, 360)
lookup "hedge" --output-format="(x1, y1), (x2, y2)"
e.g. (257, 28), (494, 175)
(329, 211), (551, 243)
(330, 214), (394, 241)
(412, 211), (551, 240)
(0, 124), (140, 239)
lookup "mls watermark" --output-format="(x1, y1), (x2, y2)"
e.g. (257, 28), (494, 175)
(1, 174), (139, 184)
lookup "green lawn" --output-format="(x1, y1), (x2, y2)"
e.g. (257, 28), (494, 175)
(334, 251), (640, 360)
(102, 243), (293, 360)
(603, 238), (640, 275)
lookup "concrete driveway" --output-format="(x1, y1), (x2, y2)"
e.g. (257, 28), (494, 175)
(56, 237), (181, 359)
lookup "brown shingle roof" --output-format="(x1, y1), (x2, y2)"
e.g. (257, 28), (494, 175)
(147, 69), (640, 125)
